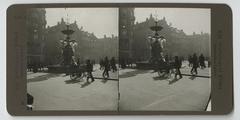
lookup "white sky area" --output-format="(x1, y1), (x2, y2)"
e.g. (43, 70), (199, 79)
(134, 8), (211, 35)
(45, 8), (118, 38)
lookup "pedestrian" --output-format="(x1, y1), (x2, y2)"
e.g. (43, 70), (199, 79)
(110, 57), (117, 72)
(27, 93), (34, 110)
(120, 58), (126, 69)
(165, 54), (169, 63)
(174, 56), (183, 79)
(32, 62), (38, 73)
(199, 54), (206, 69)
(86, 59), (94, 83)
(191, 53), (198, 75)
(207, 57), (211, 67)
(102, 56), (110, 78)
(188, 55), (193, 67)
(99, 59), (104, 70)
(77, 58), (81, 67)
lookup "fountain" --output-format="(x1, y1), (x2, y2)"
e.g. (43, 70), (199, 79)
(135, 18), (165, 69)
(47, 8), (78, 73)
(47, 24), (77, 73)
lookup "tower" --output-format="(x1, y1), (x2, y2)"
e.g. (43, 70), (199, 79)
(119, 8), (135, 61)
(26, 8), (47, 65)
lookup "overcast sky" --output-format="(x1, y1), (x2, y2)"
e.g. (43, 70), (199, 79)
(45, 8), (118, 38)
(134, 8), (210, 35)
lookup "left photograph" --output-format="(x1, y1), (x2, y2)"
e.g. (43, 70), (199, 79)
(26, 8), (119, 111)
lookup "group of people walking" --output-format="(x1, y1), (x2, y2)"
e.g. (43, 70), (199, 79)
(84, 56), (117, 83)
(100, 57), (117, 72)
(188, 53), (209, 75)
(100, 57), (117, 78)
(174, 53), (210, 78)
(160, 53), (209, 79)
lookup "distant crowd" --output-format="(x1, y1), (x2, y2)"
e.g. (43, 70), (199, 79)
(118, 53), (210, 79)
(27, 53), (210, 80)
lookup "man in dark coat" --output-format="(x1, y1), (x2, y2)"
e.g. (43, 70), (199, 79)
(110, 57), (117, 72)
(86, 59), (94, 83)
(27, 93), (34, 110)
(188, 55), (193, 67)
(199, 54), (206, 69)
(174, 56), (183, 79)
(191, 53), (198, 74)
(99, 59), (104, 70)
(77, 58), (81, 67)
(102, 57), (110, 78)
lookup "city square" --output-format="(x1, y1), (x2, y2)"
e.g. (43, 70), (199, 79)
(26, 7), (211, 111)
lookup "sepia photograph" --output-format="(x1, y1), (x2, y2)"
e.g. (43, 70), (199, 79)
(5, 3), (234, 116)
(118, 8), (211, 111)
(26, 8), (119, 111)
(25, 7), (211, 112)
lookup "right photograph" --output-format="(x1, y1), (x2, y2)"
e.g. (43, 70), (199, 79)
(119, 8), (211, 111)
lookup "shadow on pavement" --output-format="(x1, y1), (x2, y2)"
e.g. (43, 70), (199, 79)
(64, 79), (81, 84)
(153, 76), (168, 81)
(101, 78), (108, 83)
(119, 69), (148, 78)
(169, 78), (181, 85)
(189, 75), (197, 80)
(27, 73), (61, 83)
(80, 82), (92, 88)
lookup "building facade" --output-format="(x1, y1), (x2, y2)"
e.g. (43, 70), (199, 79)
(45, 19), (118, 65)
(132, 14), (210, 61)
(26, 8), (47, 65)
